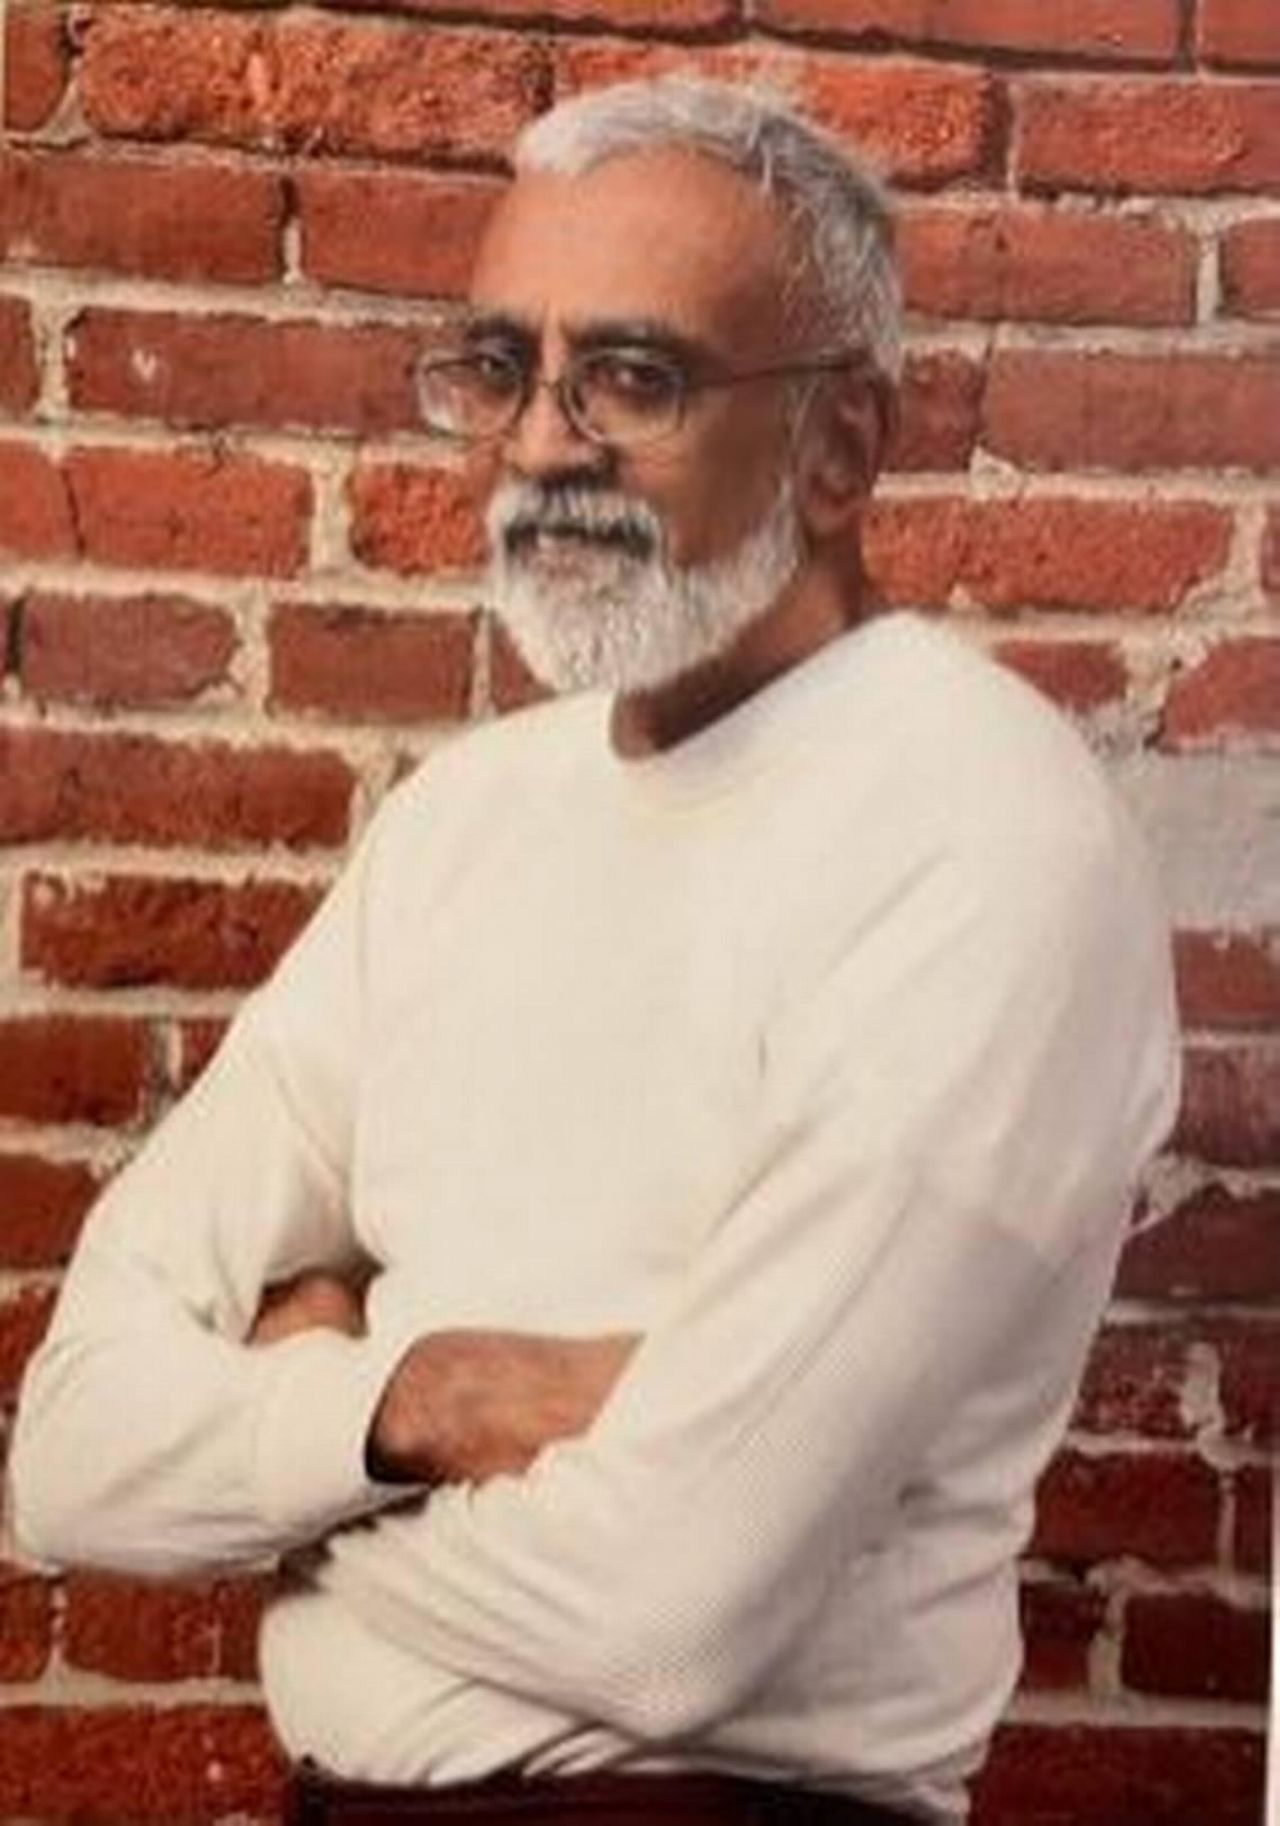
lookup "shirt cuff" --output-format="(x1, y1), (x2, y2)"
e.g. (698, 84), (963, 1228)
(252, 1325), (423, 1544)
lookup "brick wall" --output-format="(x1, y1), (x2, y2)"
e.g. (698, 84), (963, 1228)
(0, 1), (1275, 1820)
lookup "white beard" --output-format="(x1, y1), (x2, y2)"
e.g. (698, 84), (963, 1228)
(485, 476), (802, 696)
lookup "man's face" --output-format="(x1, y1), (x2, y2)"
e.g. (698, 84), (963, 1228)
(462, 147), (808, 694)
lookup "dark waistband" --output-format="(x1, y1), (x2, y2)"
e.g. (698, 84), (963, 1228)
(285, 1764), (919, 1826)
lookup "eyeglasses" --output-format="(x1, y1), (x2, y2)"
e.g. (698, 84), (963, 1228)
(416, 343), (867, 450)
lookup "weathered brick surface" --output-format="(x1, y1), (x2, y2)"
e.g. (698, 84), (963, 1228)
(3, 1), (70, 134)
(864, 496), (1231, 613)
(270, 604), (477, 723)
(1233, 1464), (1272, 1574)
(0, 1286), (56, 1401)
(64, 1574), (267, 1683)
(1017, 1579), (1106, 1691)
(82, 9), (546, 164)
(0, 1152), (100, 1270)
(348, 462), (487, 574)
(1071, 1326), (1196, 1440)
(68, 309), (425, 437)
(1175, 1043), (1280, 1167)
(1174, 928), (1280, 1028)
(900, 205), (1196, 326)
(983, 352), (1280, 473)
(0, 1563), (54, 1683)
(0, 727), (353, 852)
(0, 152), (284, 285)
(0, 442), (74, 558)
(0, 1017), (148, 1129)
(297, 170), (503, 298)
(1018, 79), (1280, 194)
(19, 592), (238, 709)
(1162, 638), (1280, 750)
(0, 1706), (284, 1820)
(22, 872), (324, 992)
(1117, 1184), (1280, 1301)
(0, 297), (38, 414)
(992, 638), (1127, 713)
(67, 448), (311, 578)
(972, 1722), (1265, 1826)
(1032, 1450), (1220, 1567)
(757, 0), (1180, 61)
(887, 351), (982, 471)
(1198, 0), (1280, 66)
(1220, 216), (1280, 316)
(1122, 1592), (1271, 1701)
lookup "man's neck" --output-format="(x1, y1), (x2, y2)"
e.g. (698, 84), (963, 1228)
(609, 557), (869, 758)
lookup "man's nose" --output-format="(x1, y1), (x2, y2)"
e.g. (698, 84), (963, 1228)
(504, 376), (605, 482)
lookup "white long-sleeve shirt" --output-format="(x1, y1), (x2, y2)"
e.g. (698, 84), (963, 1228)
(11, 612), (1180, 1824)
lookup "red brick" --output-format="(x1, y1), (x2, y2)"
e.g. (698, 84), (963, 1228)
(0, 1016), (148, 1129)
(298, 169), (502, 299)
(0, 441), (74, 558)
(1122, 1591), (1270, 1701)
(1176, 1042), (1280, 1167)
(0, 1706), (283, 1820)
(348, 462), (486, 575)
(0, 298), (38, 413)
(993, 638), (1127, 713)
(1032, 1450), (1220, 1566)
(0, 727), (353, 852)
(1162, 638), (1280, 750)
(82, 9), (545, 164)
(0, 1152), (99, 1269)
(887, 351), (982, 471)
(3, 1), (69, 134)
(270, 603), (476, 723)
(0, 1563), (53, 1682)
(67, 447), (311, 579)
(973, 1722), (1265, 1826)
(1174, 927), (1280, 1028)
(864, 496), (1230, 614)
(983, 351), (1280, 473)
(1233, 1463), (1271, 1574)
(1266, 507), (1280, 594)
(1118, 1183), (1280, 1302)
(1072, 1325), (1195, 1440)
(553, 41), (999, 185)
(174, 1018), (231, 1094)
(0, 1285), (56, 1400)
(901, 204), (1195, 326)
(1017, 1578), (1106, 1691)
(1018, 79), (1280, 195)
(64, 1574), (266, 1683)
(21, 872), (323, 993)
(1220, 217), (1280, 316)
(361, 0), (734, 23)
(19, 591), (237, 709)
(1198, 0), (1280, 67)
(1211, 1320), (1279, 1445)
(67, 308), (425, 437)
(490, 617), (553, 713)
(756, 0), (1178, 61)
(0, 151), (283, 285)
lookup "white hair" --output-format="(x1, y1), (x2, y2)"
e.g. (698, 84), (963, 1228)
(514, 75), (903, 386)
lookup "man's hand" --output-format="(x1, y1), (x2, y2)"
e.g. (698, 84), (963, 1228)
(248, 1271), (367, 1346)
(367, 1330), (639, 1487)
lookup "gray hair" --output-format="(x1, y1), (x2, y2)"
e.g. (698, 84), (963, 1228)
(514, 76), (903, 387)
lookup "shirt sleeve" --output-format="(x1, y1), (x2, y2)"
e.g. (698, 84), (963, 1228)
(313, 806), (1180, 1743)
(8, 820), (413, 1578)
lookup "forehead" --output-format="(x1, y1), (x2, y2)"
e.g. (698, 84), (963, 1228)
(468, 146), (790, 350)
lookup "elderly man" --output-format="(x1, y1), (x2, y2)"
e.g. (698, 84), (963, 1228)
(12, 78), (1178, 1826)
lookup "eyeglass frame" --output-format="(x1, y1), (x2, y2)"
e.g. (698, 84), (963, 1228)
(414, 338), (875, 450)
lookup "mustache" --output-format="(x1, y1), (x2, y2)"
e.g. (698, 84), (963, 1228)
(486, 481), (664, 563)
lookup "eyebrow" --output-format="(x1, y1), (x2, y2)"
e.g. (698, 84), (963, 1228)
(462, 311), (719, 371)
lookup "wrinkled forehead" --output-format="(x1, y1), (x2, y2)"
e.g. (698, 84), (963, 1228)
(468, 146), (795, 355)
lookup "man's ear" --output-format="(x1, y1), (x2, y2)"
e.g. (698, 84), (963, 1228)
(795, 375), (897, 541)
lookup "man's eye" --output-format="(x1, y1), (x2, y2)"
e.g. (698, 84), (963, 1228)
(586, 352), (681, 406)
(466, 350), (524, 397)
